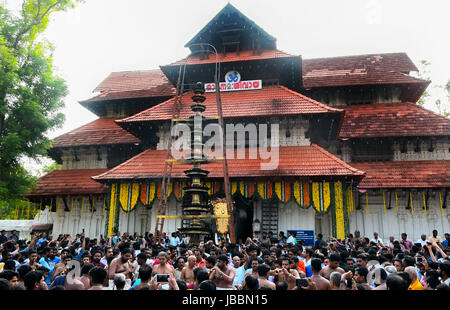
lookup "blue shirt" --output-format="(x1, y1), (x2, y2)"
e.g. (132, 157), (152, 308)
(443, 239), (448, 247)
(39, 256), (61, 284)
(305, 264), (312, 277)
(37, 238), (48, 248)
(233, 265), (246, 287)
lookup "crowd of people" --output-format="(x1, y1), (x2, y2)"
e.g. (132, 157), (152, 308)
(0, 228), (449, 291)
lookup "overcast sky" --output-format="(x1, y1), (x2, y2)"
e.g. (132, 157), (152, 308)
(6, 0), (449, 172)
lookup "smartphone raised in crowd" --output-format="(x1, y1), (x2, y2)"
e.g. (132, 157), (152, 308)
(156, 274), (169, 283)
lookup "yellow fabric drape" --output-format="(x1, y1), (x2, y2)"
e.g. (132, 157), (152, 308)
(293, 182), (302, 206)
(119, 183), (130, 212)
(312, 182), (320, 212)
(439, 192), (444, 217)
(410, 192), (414, 215)
(257, 182), (265, 199)
(395, 192), (398, 214)
(334, 182), (345, 240)
(275, 182), (282, 201)
(323, 182), (331, 212)
(366, 192), (369, 215)
(239, 182), (245, 197)
(383, 191), (386, 214)
(423, 192), (427, 217)
(91, 197), (95, 215)
(81, 197), (84, 215)
(56, 197), (61, 216)
(231, 182), (238, 195)
(70, 197), (74, 215)
(108, 184), (118, 236)
(27, 201), (30, 218)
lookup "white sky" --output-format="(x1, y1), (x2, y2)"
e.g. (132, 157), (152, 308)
(6, 0), (449, 173)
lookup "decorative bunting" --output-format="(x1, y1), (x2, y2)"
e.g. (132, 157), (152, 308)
(119, 183), (129, 211)
(248, 182), (255, 198)
(334, 182), (345, 239)
(70, 197), (74, 215)
(303, 182), (310, 206)
(293, 182), (302, 206)
(383, 191), (386, 214)
(103, 196), (106, 217)
(410, 192), (414, 215)
(439, 192), (444, 217)
(257, 182), (265, 199)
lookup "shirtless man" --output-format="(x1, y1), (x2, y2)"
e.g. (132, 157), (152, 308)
(51, 254), (73, 282)
(244, 257), (261, 278)
(153, 252), (176, 278)
(310, 258), (330, 290)
(278, 258), (300, 290)
(27, 251), (42, 270)
(180, 255), (196, 284)
(108, 248), (135, 280)
(256, 264), (275, 290)
(320, 253), (345, 280)
(209, 255), (235, 290)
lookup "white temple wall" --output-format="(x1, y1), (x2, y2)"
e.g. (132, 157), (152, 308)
(393, 139), (450, 161)
(349, 191), (450, 242)
(61, 147), (108, 170)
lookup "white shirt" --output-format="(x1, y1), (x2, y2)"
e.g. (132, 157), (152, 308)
(371, 238), (383, 245)
(416, 239), (427, 247)
(287, 236), (296, 245)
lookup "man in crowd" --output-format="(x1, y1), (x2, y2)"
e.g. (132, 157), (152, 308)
(209, 254), (235, 290)
(108, 248), (135, 281)
(180, 255), (196, 284)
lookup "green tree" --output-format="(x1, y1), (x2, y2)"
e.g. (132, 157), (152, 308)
(416, 60), (449, 117)
(0, 1), (80, 213)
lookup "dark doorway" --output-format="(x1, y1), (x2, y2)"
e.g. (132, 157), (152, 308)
(233, 195), (254, 244)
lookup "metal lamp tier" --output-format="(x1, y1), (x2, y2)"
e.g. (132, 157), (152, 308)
(179, 82), (212, 243)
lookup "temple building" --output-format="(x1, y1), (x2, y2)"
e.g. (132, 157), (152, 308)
(28, 4), (449, 243)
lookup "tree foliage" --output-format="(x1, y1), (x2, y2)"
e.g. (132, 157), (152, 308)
(0, 0), (79, 207)
(416, 60), (450, 117)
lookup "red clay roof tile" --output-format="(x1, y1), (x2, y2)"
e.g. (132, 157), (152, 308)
(163, 49), (295, 66)
(303, 53), (426, 88)
(351, 161), (450, 189)
(92, 144), (364, 181)
(52, 118), (141, 148)
(28, 169), (109, 197)
(339, 102), (450, 138)
(118, 85), (342, 124)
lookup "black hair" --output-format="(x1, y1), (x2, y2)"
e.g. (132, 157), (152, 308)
(311, 258), (322, 272)
(89, 266), (107, 285)
(217, 254), (228, 263)
(244, 274), (258, 290)
(199, 280), (216, 290)
(436, 283), (450, 291)
(425, 270), (441, 289)
(386, 274), (408, 290)
(24, 271), (44, 290)
(9, 285), (25, 290)
(276, 280), (288, 290)
(138, 264), (152, 282)
(36, 266), (49, 274)
(0, 270), (19, 281)
(4, 259), (16, 271)
(330, 253), (341, 262)
(439, 262), (450, 277)
(176, 280), (187, 291)
(396, 271), (411, 287)
(257, 264), (271, 277)
(402, 256), (415, 267)
(17, 264), (32, 279)
(80, 263), (94, 276)
(195, 269), (209, 284)
(356, 253), (368, 261)
(355, 266), (368, 279)
(206, 256), (217, 265)
(0, 278), (10, 290)
(137, 253), (147, 261)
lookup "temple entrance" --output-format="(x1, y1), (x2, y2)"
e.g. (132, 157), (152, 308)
(233, 195), (254, 244)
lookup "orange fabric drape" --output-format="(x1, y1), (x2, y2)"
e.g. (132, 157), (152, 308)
(248, 182), (256, 198)
(140, 183), (148, 205)
(284, 182), (291, 202)
(266, 182), (273, 199)
(303, 182), (310, 206)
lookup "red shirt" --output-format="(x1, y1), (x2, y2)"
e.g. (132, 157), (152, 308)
(298, 259), (306, 273)
(195, 259), (206, 269)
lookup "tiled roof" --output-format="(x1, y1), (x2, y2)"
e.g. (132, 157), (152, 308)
(92, 144), (365, 181)
(118, 85), (342, 124)
(303, 53), (427, 88)
(163, 49), (295, 67)
(81, 69), (176, 103)
(52, 118), (141, 148)
(339, 102), (450, 138)
(28, 169), (109, 197)
(351, 161), (450, 189)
